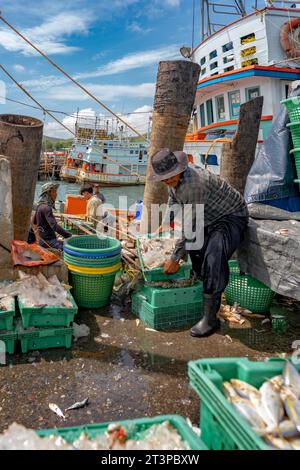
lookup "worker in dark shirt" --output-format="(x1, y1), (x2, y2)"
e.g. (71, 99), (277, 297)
(34, 182), (72, 251)
(94, 184), (106, 203)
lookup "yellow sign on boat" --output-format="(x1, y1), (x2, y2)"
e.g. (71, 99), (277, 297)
(241, 46), (257, 58)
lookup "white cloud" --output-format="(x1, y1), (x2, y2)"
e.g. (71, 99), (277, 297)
(163, 0), (180, 6)
(44, 82), (156, 102)
(12, 64), (26, 73)
(127, 22), (152, 34)
(121, 105), (152, 135)
(0, 12), (93, 56)
(21, 45), (180, 91)
(76, 45), (180, 79)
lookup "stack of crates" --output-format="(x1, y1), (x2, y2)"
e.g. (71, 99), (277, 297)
(0, 297), (17, 356)
(134, 235), (203, 330)
(17, 292), (77, 354)
(132, 282), (203, 331)
(281, 97), (300, 189)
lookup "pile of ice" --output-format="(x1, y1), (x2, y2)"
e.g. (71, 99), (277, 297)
(0, 421), (190, 450)
(139, 237), (181, 270)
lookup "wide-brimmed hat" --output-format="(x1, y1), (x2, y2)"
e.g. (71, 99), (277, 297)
(40, 182), (60, 195)
(149, 148), (188, 182)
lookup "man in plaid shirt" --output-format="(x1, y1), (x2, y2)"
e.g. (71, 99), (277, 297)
(150, 149), (249, 338)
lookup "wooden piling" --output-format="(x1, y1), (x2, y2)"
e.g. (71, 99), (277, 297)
(0, 114), (43, 240)
(220, 96), (264, 195)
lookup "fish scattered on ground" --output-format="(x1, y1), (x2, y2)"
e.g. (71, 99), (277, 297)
(65, 398), (89, 412)
(49, 403), (66, 420)
(224, 361), (300, 449)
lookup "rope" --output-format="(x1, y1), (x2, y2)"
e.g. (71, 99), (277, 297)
(0, 64), (144, 178)
(203, 137), (232, 171)
(0, 14), (147, 141)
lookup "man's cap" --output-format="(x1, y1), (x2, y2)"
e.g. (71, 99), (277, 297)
(40, 182), (59, 195)
(149, 148), (188, 182)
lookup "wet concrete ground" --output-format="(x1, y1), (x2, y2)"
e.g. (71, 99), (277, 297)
(0, 295), (299, 433)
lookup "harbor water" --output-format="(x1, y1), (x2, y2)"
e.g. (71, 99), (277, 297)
(35, 181), (144, 210)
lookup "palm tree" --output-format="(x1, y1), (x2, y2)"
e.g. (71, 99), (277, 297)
(141, 60), (200, 233)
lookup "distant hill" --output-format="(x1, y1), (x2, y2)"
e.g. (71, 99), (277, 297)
(43, 135), (73, 151)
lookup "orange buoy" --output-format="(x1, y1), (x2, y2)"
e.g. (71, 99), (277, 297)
(280, 18), (300, 58)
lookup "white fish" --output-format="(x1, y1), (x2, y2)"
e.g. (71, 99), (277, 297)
(230, 379), (260, 400)
(49, 403), (66, 420)
(65, 398), (89, 412)
(230, 397), (266, 431)
(283, 362), (300, 399)
(280, 387), (300, 431)
(289, 438), (300, 450)
(260, 381), (284, 427)
(223, 382), (239, 400)
(264, 434), (293, 450)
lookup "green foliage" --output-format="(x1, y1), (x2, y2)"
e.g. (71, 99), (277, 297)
(42, 136), (73, 151)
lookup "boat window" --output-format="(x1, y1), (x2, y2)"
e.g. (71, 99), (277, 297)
(206, 99), (214, 125)
(228, 90), (241, 119)
(201, 67), (207, 76)
(285, 84), (290, 99)
(210, 61), (218, 71)
(240, 33), (255, 45)
(246, 86), (261, 101)
(200, 56), (206, 66)
(222, 42), (233, 53)
(224, 66), (234, 73)
(119, 165), (131, 175)
(144, 150), (148, 155)
(223, 56), (234, 64)
(209, 50), (217, 60)
(200, 103), (206, 128)
(135, 150), (139, 154)
(215, 95), (226, 121)
(103, 149), (108, 154)
(130, 150), (134, 154)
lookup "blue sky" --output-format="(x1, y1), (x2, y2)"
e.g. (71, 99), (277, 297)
(0, 0), (266, 137)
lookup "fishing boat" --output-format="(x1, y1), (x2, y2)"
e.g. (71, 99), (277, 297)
(60, 114), (149, 186)
(184, 1), (300, 174)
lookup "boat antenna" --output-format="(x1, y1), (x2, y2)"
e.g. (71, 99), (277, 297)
(235, 1), (247, 16)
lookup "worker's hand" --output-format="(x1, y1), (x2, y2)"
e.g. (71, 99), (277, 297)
(164, 259), (179, 275)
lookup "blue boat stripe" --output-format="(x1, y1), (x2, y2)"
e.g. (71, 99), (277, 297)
(197, 69), (300, 89)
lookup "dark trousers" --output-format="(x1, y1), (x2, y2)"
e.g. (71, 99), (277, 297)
(189, 214), (248, 296)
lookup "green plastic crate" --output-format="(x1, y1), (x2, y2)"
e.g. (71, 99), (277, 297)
(224, 260), (275, 313)
(18, 326), (73, 353)
(137, 282), (203, 308)
(0, 298), (15, 331)
(137, 235), (192, 282)
(70, 272), (117, 309)
(188, 356), (300, 450)
(18, 293), (78, 328)
(36, 414), (207, 450)
(282, 96), (300, 123)
(0, 329), (17, 355)
(132, 292), (203, 330)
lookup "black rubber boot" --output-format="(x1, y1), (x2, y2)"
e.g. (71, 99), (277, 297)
(190, 293), (221, 337)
